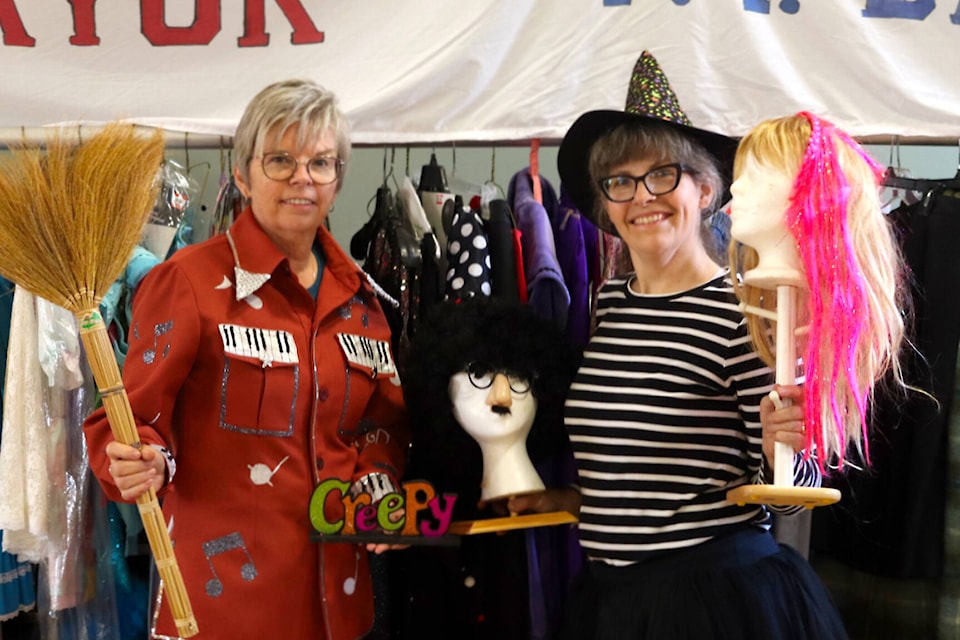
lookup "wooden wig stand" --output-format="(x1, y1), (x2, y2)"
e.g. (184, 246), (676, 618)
(726, 272), (840, 509)
(446, 380), (580, 535)
(446, 460), (577, 536)
(447, 511), (577, 536)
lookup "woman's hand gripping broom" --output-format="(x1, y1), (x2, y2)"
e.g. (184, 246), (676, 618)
(0, 123), (198, 637)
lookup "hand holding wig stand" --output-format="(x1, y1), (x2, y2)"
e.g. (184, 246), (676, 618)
(726, 269), (840, 509)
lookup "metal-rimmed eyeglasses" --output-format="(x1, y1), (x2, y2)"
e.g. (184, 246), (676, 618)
(464, 362), (533, 394)
(259, 151), (344, 184)
(598, 162), (693, 202)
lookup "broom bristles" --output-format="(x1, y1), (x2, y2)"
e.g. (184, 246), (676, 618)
(0, 122), (164, 310)
(0, 123), (199, 636)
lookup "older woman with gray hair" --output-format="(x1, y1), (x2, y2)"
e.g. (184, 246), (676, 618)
(85, 79), (409, 639)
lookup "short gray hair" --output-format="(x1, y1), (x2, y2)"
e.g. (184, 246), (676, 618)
(233, 79), (351, 189)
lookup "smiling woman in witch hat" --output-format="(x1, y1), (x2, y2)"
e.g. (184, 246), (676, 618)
(558, 52), (739, 240)
(511, 52), (849, 639)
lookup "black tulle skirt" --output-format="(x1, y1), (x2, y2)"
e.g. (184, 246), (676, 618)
(559, 528), (848, 640)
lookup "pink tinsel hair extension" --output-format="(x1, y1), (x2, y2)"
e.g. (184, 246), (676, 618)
(786, 112), (884, 469)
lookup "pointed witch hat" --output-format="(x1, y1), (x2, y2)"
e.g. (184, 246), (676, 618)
(557, 51), (738, 235)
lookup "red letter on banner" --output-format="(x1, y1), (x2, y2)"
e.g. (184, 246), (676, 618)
(0, 0), (36, 46)
(68, 0), (100, 45)
(238, 0), (323, 47)
(141, 0), (220, 46)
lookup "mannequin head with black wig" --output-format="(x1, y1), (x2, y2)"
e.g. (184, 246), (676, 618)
(401, 298), (580, 516)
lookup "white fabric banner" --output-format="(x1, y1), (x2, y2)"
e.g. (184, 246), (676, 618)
(1, 0), (958, 142)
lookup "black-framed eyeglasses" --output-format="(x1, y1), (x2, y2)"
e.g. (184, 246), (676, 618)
(464, 362), (533, 394)
(598, 163), (693, 202)
(259, 151), (344, 184)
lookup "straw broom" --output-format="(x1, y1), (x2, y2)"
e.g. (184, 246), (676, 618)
(0, 123), (198, 637)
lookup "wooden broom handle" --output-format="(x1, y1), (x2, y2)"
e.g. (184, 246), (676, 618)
(77, 309), (199, 637)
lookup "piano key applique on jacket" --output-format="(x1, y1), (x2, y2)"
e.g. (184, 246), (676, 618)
(218, 323), (299, 368)
(336, 333), (396, 380)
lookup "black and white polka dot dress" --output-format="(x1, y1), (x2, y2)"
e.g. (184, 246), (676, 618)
(445, 207), (492, 302)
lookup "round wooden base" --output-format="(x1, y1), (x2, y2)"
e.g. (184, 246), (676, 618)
(726, 485), (841, 509)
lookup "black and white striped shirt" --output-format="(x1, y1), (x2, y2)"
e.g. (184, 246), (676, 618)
(566, 273), (820, 565)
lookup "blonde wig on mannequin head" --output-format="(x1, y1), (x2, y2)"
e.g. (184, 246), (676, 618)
(729, 113), (909, 470)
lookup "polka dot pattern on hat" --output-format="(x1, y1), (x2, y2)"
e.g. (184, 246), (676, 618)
(445, 207), (492, 303)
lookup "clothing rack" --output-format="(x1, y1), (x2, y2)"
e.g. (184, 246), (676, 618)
(0, 126), (232, 150)
(0, 125), (548, 150)
(858, 134), (960, 147)
(2, 124), (959, 150)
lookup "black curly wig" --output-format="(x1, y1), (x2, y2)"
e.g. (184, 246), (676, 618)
(400, 298), (582, 516)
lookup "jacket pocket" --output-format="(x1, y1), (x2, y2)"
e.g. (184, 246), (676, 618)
(336, 333), (396, 380)
(218, 324), (300, 437)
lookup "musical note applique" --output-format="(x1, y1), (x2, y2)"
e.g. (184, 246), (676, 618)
(343, 549), (360, 596)
(143, 320), (173, 365)
(248, 456), (289, 486)
(202, 532), (257, 597)
(338, 295), (369, 327)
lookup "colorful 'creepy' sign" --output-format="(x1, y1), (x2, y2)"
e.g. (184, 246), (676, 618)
(309, 478), (457, 538)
